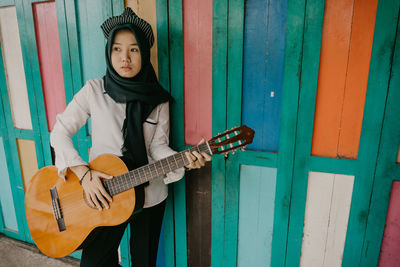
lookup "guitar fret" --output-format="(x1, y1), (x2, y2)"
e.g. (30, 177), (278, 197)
(173, 154), (179, 169)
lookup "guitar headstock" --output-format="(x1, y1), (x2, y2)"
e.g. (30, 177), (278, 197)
(208, 125), (255, 156)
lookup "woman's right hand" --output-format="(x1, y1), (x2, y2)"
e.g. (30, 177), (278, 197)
(70, 165), (113, 211)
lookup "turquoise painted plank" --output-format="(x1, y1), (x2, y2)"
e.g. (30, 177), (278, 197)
(0, 0), (15, 7)
(211, 0), (228, 266)
(359, 2), (400, 265)
(237, 150), (277, 167)
(155, 0), (174, 266)
(0, 137), (18, 231)
(271, 0), (306, 265)
(75, 0), (111, 82)
(309, 156), (358, 176)
(64, 0), (89, 161)
(341, 0), (400, 265)
(168, 0), (188, 266)
(237, 165), (277, 267)
(285, 0), (325, 266)
(13, 129), (35, 140)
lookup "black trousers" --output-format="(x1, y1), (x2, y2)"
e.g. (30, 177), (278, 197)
(80, 200), (166, 267)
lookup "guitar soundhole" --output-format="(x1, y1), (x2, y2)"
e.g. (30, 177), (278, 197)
(82, 191), (98, 210)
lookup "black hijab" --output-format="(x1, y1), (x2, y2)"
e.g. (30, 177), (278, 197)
(103, 24), (172, 169)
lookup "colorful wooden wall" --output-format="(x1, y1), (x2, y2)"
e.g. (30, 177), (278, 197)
(1, 0), (400, 267)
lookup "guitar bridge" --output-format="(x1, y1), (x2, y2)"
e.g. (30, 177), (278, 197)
(50, 186), (66, 232)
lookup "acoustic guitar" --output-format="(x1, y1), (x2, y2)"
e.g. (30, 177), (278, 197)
(25, 125), (254, 258)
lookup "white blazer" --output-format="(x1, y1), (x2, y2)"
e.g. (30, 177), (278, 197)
(50, 79), (184, 208)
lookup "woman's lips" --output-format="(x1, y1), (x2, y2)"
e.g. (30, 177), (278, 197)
(121, 66), (132, 71)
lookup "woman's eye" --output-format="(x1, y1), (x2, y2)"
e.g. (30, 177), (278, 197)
(113, 47), (120, 52)
(130, 48), (139, 52)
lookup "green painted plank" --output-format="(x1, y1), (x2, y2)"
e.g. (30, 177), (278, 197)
(155, 1), (175, 266)
(211, 0), (228, 266)
(341, 1), (400, 265)
(308, 156), (358, 176)
(285, 0), (325, 266)
(358, 2), (400, 266)
(168, 0), (187, 266)
(271, 0), (306, 265)
(0, 0), (15, 7)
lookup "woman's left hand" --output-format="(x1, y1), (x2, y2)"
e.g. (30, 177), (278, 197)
(185, 138), (212, 170)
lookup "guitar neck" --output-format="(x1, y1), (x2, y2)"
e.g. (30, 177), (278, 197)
(103, 142), (212, 196)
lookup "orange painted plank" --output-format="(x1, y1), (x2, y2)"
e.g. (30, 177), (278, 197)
(311, 0), (354, 158)
(33, 1), (66, 131)
(397, 145), (400, 164)
(183, 0), (213, 145)
(16, 139), (38, 190)
(337, 0), (378, 158)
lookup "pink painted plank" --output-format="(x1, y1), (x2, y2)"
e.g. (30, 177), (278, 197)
(33, 1), (66, 131)
(379, 181), (400, 266)
(183, 0), (212, 145)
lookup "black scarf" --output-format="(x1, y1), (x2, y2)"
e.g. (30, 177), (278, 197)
(103, 24), (172, 170)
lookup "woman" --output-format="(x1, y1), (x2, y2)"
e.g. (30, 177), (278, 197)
(50, 7), (210, 267)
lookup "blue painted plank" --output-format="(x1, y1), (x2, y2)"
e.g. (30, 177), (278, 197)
(0, 137), (18, 231)
(242, 0), (287, 152)
(237, 165), (277, 267)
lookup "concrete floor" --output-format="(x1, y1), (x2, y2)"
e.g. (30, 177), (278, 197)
(0, 234), (80, 267)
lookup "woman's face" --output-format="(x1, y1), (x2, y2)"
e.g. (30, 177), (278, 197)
(111, 29), (142, 78)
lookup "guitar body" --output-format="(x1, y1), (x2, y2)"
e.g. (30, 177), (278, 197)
(25, 154), (136, 258)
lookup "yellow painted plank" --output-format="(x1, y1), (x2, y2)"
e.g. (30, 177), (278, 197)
(125, 0), (159, 77)
(16, 139), (38, 189)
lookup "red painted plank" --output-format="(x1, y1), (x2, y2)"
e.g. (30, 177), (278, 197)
(379, 182), (400, 266)
(183, 0), (212, 145)
(33, 1), (66, 131)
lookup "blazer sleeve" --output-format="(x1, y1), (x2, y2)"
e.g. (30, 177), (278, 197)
(50, 85), (90, 179)
(148, 102), (185, 184)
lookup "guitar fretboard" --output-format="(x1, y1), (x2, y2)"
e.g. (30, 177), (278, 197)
(103, 142), (211, 196)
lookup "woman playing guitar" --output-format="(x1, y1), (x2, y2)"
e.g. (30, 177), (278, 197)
(50, 7), (211, 267)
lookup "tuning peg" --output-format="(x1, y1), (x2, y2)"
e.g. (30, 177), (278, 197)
(241, 147), (245, 151)
(224, 152), (229, 158)
(232, 150), (235, 155)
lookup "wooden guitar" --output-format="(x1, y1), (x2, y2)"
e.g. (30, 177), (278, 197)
(25, 125), (254, 258)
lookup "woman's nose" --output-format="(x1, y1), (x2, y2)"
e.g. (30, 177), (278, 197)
(121, 51), (130, 62)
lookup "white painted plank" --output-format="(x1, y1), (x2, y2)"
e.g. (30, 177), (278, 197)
(0, 6), (32, 130)
(300, 172), (334, 267)
(323, 174), (354, 266)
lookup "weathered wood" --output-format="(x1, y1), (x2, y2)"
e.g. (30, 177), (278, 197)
(185, 163), (211, 267)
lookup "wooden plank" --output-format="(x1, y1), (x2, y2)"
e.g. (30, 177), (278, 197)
(300, 172), (334, 267)
(155, 0), (174, 266)
(32, 1), (66, 131)
(15, 139), (38, 190)
(285, 0), (325, 265)
(311, 0), (354, 158)
(271, 0), (307, 265)
(183, 0), (212, 145)
(75, 0), (111, 81)
(358, 4), (400, 265)
(323, 174), (354, 266)
(185, 164), (211, 267)
(168, 0), (188, 266)
(342, 0), (400, 264)
(300, 172), (354, 267)
(242, 0), (286, 152)
(211, 0), (228, 266)
(378, 182), (400, 267)
(0, 6), (32, 130)
(337, 0), (378, 158)
(126, 0), (159, 76)
(237, 165), (277, 267)
(0, 136), (18, 231)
